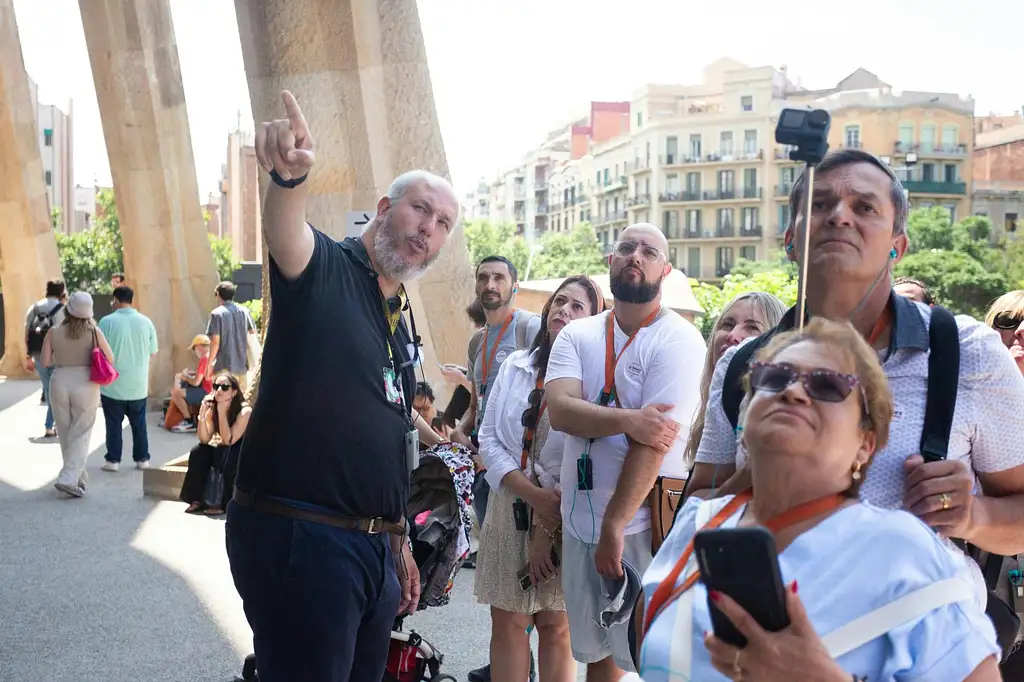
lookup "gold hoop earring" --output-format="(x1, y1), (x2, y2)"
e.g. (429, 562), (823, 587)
(851, 460), (862, 481)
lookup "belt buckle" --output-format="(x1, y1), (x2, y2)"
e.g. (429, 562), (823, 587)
(367, 517), (384, 535)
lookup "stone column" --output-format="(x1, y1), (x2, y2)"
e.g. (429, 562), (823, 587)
(235, 0), (475, 394)
(0, 0), (63, 377)
(79, 0), (219, 397)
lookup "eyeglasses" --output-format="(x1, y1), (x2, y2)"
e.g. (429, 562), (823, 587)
(213, 383), (232, 392)
(992, 312), (1023, 331)
(614, 240), (663, 263)
(749, 362), (859, 404)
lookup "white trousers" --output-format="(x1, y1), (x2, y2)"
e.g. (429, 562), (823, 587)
(50, 366), (100, 488)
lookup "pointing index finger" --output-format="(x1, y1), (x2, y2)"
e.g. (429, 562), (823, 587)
(280, 90), (307, 130)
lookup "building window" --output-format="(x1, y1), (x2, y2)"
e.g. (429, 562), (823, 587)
(717, 170), (735, 195)
(740, 246), (756, 261)
(636, 112), (643, 129)
(941, 125), (958, 150)
(716, 247), (735, 276)
(743, 168), (757, 193)
(720, 131), (733, 156)
(44, 128), (53, 146)
(669, 247), (678, 268)
(1007, 213), (1018, 233)
(685, 209), (701, 235)
(663, 210), (679, 239)
(687, 247), (701, 278)
(944, 164), (958, 183)
(743, 130), (757, 156)
(844, 125), (861, 149)
(689, 134), (702, 160)
(717, 208), (734, 229)
(665, 173), (679, 194)
(741, 207), (759, 229)
(898, 123), (914, 150)
(665, 136), (678, 164)
(943, 204), (957, 223)
(779, 204), (791, 233)
(603, 169), (610, 186)
(920, 124), (936, 153)
(45, 170), (52, 186)
(740, 96), (753, 112)
(922, 163), (935, 182)
(685, 172), (700, 195)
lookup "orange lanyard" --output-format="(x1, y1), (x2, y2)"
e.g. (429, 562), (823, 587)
(866, 306), (892, 347)
(481, 309), (517, 394)
(520, 375), (546, 471)
(642, 490), (847, 634)
(600, 308), (661, 406)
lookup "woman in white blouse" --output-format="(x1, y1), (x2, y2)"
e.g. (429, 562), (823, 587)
(475, 275), (606, 682)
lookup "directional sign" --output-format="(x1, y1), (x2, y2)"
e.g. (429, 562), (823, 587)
(345, 210), (375, 239)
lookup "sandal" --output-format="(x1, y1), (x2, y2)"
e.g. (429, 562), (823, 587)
(203, 507), (225, 516)
(185, 503), (203, 514)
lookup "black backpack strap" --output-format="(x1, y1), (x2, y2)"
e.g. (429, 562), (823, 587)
(920, 306), (959, 463)
(48, 303), (64, 320)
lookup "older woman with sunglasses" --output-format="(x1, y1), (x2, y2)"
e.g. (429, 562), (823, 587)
(180, 372), (252, 515)
(633, 319), (999, 682)
(985, 290), (1024, 375)
(475, 275), (606, 682)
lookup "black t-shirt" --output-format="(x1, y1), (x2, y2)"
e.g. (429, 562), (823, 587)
(237, 228), (415, 521)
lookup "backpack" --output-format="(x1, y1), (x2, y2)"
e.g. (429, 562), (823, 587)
(714, 306), (1021, 659)
(467, 309), (535, 369)
(26, 303), (63, 355)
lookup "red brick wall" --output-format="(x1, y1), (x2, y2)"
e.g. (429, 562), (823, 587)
(974, 140), (1024, 181)
(241, 147), (260, 262)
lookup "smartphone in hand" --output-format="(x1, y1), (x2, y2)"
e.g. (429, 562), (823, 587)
(694, 527), (789, 647)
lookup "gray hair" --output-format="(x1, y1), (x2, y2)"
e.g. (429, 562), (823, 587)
(387, 169), (461, 227)
(788, 149), (909, 237)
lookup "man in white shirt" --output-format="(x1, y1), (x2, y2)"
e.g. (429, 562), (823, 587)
(546, 223), (706, 680)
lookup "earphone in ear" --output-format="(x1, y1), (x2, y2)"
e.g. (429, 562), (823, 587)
(785, 244), (794, 252)
(890, 248), (897, 259)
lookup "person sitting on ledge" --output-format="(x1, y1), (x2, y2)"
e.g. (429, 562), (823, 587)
(169, 334), (214, 433)
(180, 372), (251, 515)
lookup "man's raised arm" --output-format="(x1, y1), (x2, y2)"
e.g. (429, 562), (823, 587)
(254, 90), (316, 281)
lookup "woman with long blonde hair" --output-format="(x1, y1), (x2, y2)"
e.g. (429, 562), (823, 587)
(42, 292), (114, 498)
(683, 292), (786, 470)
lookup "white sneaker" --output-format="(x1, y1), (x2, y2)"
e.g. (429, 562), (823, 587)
(101, 461), (119, 473)
(136, 460), (151, 470)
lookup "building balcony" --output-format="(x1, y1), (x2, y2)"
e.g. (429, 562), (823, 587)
(774, 146), (800, 161)
(535, 179), (549, 190)
(661, 150), (763, 166)
(684, 227), (702, 239)
(902, 180), (967, 195)
(715, 225), (735, 238)
(536, 203), (549, 215)
(740, 187), (763, 199)
(596, 210), (628, 226)
(659, 191), (702, 203)
(739, 224), (763, 238)
(627, 158), (651, 174)
(599, 176), (628, 193)
(774, 184), (794, 198)
(573, 194), (589, 205)
(627, 194), (651, 207)
(894, 142), (967, 157)
(716, 266), (733, 278)
(514, 186), (526, 199)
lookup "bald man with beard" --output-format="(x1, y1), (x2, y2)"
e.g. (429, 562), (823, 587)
(545, 224), (707, 679)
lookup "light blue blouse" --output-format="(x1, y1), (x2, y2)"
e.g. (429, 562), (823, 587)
(639, 497), (999, 682)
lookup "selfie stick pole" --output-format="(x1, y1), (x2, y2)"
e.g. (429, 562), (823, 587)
(796, 165), (815, 332)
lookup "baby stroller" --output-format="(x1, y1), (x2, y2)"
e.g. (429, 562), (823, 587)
(235, 442), (475, 682)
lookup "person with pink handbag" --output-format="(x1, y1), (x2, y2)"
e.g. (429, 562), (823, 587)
(40, 291), (115, 498)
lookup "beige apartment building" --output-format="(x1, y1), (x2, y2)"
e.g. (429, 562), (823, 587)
(466, 59), (976, 281)
(214, 129), (263, 262)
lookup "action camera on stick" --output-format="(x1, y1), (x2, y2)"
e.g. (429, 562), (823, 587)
(775, 108), (831, 164)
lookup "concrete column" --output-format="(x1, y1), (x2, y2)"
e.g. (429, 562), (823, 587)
(79, 0), (219, 396)
(0, 0), (63, 377)
(235, 0), (475, 392)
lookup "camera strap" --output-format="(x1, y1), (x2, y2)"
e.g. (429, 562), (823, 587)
(642, 489), (846, 635)
(520, 374), (547, 472)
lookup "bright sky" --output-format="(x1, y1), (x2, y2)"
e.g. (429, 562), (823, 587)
(13, 0), (1024, 201)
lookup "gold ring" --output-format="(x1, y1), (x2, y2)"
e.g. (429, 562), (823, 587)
(939, 492), (951, 510)
(733, 649), (742, 671)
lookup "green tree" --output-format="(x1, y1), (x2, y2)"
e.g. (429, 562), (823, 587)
(530, 222), (607, 280)
(462, 219), (529, 276)
(690, 270), (799, 339)
(208, 233), (240, 281)
(729, 248), (797, 279)
(54, 188), (124, 293)
(897, 207), (1008, 317)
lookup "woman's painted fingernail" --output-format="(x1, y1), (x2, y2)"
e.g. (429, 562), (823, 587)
(709, 590), (721, 602)
(791, 580), (799, 594)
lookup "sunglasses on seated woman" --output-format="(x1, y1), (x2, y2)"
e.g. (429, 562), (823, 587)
(213, 382), (233, 392)
(749, 362), (859, 403)
(992, 312), (1023, 330)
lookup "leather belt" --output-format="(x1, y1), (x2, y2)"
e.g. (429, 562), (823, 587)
(232, 489), (406, 536)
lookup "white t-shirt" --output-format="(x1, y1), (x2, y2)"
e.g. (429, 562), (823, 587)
(545, 309), (706, 543)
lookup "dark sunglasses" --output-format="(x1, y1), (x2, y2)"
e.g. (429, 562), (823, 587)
(213, 383), (233, 392)
(992, 312), (1023, 331)
(749, 362), (859, 404)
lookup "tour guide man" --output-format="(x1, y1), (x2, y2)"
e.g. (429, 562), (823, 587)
(227, 90), (460, 681)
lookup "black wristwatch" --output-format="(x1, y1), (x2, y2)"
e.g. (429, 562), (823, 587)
(269, 168), (308, 189)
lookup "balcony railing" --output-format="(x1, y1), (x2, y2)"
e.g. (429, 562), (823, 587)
(574, 194), (589, 205)
(902, 180), (967, 195)
(741, 187), (763, 199)
(704, 189), (737, 201)
(660, 150), (764, 166)
(627, 158), (651, 173)
(599, 176), (628, 193)
(716, 225), (735, 238)
(596, 210), (628, 226)
(627, 194), (651, 207)
(659, 191), (702, 203)
(774, 146), (799, 160)
(739, 224), (763, 237)
(684, 227), (702, 239)
(536, 204), (549, 214)
(535, 180), (549, 190)
(894, 141), (967, 157)
(774, 184), (794, 197)
(716, 266), (733, 278)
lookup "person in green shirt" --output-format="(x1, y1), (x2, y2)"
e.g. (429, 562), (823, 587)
(97, 286), (158, 472)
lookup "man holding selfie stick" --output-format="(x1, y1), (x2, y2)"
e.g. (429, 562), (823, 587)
(226, 90), (460, 681)
(687, 114), (1024, 662)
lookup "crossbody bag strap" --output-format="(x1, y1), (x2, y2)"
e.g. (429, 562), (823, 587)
(822, 577), (975, 658)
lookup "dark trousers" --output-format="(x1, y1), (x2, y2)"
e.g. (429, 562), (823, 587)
(100, 395), (149, 463)
(472, 475), (490, 526)
(225, 500), (401, 682)
(179, 442), (239, 506)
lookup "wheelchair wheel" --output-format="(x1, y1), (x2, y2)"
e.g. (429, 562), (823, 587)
(241, 653), (258, 681)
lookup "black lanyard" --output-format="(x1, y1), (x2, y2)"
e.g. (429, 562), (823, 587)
(378, 287), (418, 431)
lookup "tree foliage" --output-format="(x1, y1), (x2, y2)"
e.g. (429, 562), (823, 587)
(690, 270), (799, 339)
(208, 233), (240, 281)
(462, 220), (606, 281)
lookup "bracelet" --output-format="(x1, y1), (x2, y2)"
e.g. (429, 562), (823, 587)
(269, 168), (308, 189)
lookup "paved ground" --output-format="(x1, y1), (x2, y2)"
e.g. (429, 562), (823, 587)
(0, 377), (505, 682)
